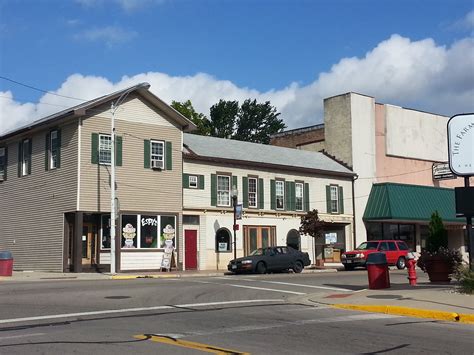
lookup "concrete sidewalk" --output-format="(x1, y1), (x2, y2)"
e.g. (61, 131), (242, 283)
(305, 281), (474, 324)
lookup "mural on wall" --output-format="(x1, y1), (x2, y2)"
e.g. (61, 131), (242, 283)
(160, 216), (176, 248)
(122, 223), (136, 248)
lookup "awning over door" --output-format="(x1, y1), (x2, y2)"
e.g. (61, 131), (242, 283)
(363, 183), (463, 223)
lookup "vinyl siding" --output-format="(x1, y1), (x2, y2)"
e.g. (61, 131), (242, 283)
(0, 122), (78, 271)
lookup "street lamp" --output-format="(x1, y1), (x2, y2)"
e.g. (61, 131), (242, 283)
(232, 185), (238, 260)
(109, 82), (150, 274)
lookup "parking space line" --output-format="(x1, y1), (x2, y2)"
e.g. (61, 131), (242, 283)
(226, 284), (306, 295)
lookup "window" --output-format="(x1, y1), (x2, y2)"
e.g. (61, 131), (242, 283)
(378, 242), (389, 251)
(150, 140), (164, 169)
(387, 241), (397, 251)
(217, 175), (230, 206)
(140, 215), (159, 248)
(275, 180), (284, 210)
(101, 215), (111, 249)
(0, 147), (5, 180)
(216, 228), (232, 252)
(120, 214), (175, 249)
(248, 177), (257, 208)
(330, 185), (338, 213)
(21, 139), (30, 176)
(99, 134), (111, 165)
(189, 175), (198, 188)
(49, 130), (59, 169)
(397, 242), (409, 251)
(295, 183), (303, 211)
(121, 215), (138, 248)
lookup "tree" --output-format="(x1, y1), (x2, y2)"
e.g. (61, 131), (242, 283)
(299, 209), (325, 264)
(426, 210), (448, 252)
(234, 99), (286, 144)
(171, 100), (210, 135)
(208, 100), (239, 138)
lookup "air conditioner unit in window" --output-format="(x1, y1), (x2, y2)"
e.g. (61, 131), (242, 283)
(0, 175), (4, 182)
(151, 160), (163, 170)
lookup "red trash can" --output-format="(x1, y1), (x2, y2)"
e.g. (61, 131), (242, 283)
(0, 251), (13, 277)
(366, 252), (390, 289)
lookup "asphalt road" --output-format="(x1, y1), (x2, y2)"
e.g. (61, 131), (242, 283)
(0, 271), (472, 354)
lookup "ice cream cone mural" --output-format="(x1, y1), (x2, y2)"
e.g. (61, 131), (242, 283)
(122, 223), (136, 248)
(162, 224), (175, 250)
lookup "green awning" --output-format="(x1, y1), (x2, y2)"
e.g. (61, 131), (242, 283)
(363, 183), (464, 223)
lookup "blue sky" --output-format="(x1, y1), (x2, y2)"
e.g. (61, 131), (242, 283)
(0, 0), (473, 134)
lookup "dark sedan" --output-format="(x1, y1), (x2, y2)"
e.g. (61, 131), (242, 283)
(227, 246), (311, 274)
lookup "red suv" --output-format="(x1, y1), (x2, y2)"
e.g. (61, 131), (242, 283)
(341, 240), (409, 271)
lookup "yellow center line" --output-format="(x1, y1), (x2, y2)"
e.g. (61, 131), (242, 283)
(134, 334), (250, 354)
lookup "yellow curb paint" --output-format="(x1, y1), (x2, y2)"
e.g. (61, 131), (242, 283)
(332, 304), (473, 323)
(134, 334), (250, 354)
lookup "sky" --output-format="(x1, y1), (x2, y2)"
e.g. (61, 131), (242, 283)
(0, 0), (473, 135)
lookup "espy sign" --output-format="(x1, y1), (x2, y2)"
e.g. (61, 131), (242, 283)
(447, 113), (474, 176)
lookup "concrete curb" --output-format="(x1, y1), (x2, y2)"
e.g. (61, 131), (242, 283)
(332, 304), (474, 324)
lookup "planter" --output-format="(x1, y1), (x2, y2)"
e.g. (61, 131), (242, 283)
(424, 256), (453, 282)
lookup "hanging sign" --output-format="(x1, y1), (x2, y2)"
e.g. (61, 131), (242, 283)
(447, 113), (474, 176)
(236, 204), (243, 220)
(432, 162), (456, 180)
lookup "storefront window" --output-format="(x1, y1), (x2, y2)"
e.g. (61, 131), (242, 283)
(140, 215), (158, 248)
(121, 215), (138, 248)
(216, 228), (232, 252)
(101, 215), (111, 249)
(366, 222), (383, 240)
(160, 216), (176, 248)
(366, 222), (415, 250)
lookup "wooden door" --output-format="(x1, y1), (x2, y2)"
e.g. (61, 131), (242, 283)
(185, 230), (198, 270)
(82, 223), (97, 266)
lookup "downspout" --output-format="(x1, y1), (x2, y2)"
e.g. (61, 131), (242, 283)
(352, 174), (358, 250)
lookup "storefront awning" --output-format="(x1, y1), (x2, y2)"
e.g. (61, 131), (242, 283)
(363, 183), (464, 223)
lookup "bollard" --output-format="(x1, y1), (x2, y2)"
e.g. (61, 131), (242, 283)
(406, 252), (417, 286)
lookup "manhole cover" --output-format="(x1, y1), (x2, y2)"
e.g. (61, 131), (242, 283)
(105, 296), (131, 300)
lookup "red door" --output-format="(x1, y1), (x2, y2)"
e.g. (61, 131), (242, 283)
(185, 230), (198, 270)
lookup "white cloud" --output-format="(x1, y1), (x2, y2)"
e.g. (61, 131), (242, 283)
(451, 10), (474, 32)
(74, 26), (137, 46)
(1, 34), (474, 136)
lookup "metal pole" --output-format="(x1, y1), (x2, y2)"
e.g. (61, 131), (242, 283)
(465, 177), (473, 271)
(233, 195), (237, 260)
(110, 104), (116, 274)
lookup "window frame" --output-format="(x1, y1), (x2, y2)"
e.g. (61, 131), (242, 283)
(248, 177), (258, 208)
(21, 139), (30, 176)
(330, 185), (339, 213)
(275, 180), (285, 210)
(49, 130), (58, 170)
(150, 140), (165, 169)
(295, 182), (304, 211)
(189, 175), (198, 188)
(217, 174), (231, 207)
(99, 134), (112, 165)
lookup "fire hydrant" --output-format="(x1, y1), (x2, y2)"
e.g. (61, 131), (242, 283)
(406, 252), (417, 286)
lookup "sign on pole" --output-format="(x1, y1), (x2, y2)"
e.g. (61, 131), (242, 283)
(447, 113), (474, 176)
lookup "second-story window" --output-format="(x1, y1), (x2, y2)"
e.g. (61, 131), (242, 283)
(99, 134), (111, 165)
(22, 139), (31, 176)
(217, 175), (230, 206)
(50, 130), (58, 169)
(150, 140), (164, 169)
(330, 185), (339, 213)
(248, 177), (257, 208)
(0, 147), (5, 180)
(276, 180), (284, 210)
(189, 175), (198, 188)
(295, 182), (304, 211)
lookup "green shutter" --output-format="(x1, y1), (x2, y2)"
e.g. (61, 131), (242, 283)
(166, 141), (172, 170)
(1, 147), (7, 181)
(304, 183), (310, 211)
(115, 135), (122, 167)
(211, 174), (217, 206)
(45, 132), (50, 171)
(270, 179), (276, 210)
(291, 182), (296, 211)
(144, 140), (150, 168)
(232, 175), (237, 191)
(183, 173), (189, 188)
(17, 141), (22, 177)
(198, 175), (205, 189)
(326, 185), (331, 213)
(27, 139), (32, 175)
(242, 177), (249, 208)
(338, 186), (344, 214)
(285, 181), (291, 211)
(91, 133), (99, 164)
(56, 129), (61, 169)
(258, 178), (264, 209)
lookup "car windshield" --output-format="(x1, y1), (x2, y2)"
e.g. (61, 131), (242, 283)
(356, 242), (379, 250)
(249, 248), (264, 256)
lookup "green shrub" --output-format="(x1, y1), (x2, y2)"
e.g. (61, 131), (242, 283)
(454, 265), (474, 294)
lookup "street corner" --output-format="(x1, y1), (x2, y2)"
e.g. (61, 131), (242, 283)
(331, 304), (474, 324)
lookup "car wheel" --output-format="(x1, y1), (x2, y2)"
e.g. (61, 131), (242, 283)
(396, 257), (406, 270)
(256, 262), (267, 274)
(344, 265), (354, 271)
(293, 261), (303, 273)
